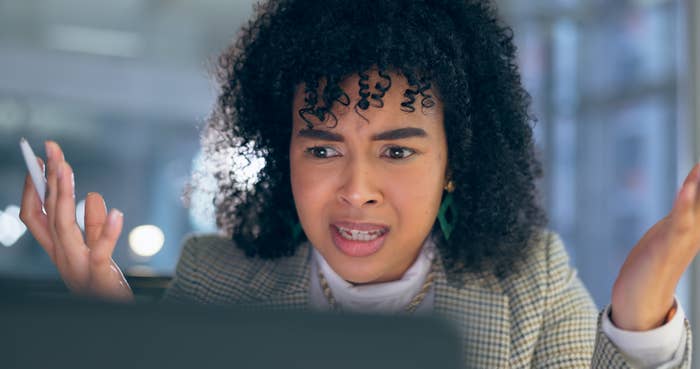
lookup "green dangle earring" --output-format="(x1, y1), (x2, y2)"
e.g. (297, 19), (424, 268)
(438, 180), (458, 241)
(285, 212), (303, 244)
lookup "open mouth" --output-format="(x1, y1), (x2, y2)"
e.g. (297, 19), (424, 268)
(330, 223), (390, 257)
(334, 225), (388, 241)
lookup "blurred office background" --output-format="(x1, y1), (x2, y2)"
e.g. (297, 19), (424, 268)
(0, 0), (697, 325)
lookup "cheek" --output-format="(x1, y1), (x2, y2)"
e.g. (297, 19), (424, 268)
(290, 158), (335, 226)
(385, 165), (445, 221)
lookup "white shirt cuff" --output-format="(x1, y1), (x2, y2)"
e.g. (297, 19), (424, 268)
(601, 296), (686, 369)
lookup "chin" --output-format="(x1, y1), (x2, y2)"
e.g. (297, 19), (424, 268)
(329, 256), (386, 285)
(342, 273), (377, 285)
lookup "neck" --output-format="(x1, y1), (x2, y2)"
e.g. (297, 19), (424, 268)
(344, 247), (423, 287)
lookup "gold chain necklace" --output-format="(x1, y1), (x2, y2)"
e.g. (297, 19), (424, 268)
(317, 259), (436, 314)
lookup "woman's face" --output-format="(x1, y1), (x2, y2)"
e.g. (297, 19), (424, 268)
(289, 70), (448, 284)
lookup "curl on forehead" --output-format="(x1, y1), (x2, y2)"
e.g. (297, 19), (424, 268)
(292, 67), (442, 130)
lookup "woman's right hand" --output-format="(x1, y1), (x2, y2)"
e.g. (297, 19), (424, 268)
(19, 141), (133, 302)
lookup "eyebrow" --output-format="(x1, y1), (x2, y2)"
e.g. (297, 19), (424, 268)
(296, 127), (428, 141)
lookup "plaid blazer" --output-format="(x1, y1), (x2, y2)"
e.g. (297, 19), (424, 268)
(162, 230), (692, 368)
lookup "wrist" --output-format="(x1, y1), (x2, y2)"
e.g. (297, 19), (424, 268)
(610, 299), (677, 330)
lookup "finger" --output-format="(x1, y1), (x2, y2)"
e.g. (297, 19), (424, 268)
(45, 141), (65, 264)
(693, 163), (700, 213)
(681, 162), (700, 192)
(55, 161), (87, 261)
(85, 192), (107, 247)
(671, 163), (700, 234)
(48, 140), (66, 162)
(19, 158), (56, 261)
(91, 209), (123, 265)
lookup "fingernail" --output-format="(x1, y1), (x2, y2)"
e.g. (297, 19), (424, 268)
(70, 171), (75, 199)
(45, 141), (53, 161)
(37, 157), (45, 173)
(109, 209), (123, 227)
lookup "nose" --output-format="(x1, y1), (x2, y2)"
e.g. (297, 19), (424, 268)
(337, 158), (383, 208)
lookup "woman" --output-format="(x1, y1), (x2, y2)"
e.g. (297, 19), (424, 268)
(19, 0), (694, 367)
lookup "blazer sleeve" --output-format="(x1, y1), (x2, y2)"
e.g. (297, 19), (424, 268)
(160, 234), (205, 304)
(592, 307), (692, 368)
(530, 231), (692, 368)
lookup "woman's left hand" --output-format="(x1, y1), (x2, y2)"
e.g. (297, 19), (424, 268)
(611, 162), (700, 331)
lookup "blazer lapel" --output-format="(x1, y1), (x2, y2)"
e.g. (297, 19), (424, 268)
(249, 242), (511, 368)
(433, 257), (511, 369)
(254, 290), (309, 311)
(248, 242), (313, 311)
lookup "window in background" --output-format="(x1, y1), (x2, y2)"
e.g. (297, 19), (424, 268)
(502, 0), (686, 308)
(0, 0), (688, 316)
(0, 0), (251, 277)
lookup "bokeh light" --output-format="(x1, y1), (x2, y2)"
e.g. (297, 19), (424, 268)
(0, 205), (26, 247)
(128, 225), (165, 257)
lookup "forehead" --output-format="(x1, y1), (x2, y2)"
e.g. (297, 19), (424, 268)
(291, 69), (443, 131)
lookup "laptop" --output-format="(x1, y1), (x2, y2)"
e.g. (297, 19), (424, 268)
(1, 288), (463, 369)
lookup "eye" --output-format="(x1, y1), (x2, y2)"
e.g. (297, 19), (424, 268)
(382, 146), (416, 160)
(305, 146), (341, 159)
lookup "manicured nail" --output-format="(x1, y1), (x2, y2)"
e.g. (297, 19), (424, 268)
(70, 170), (75, 199)
(36, 157), (45, 173)
(45, 141), (53, 161)
(109, 209), (123, 227)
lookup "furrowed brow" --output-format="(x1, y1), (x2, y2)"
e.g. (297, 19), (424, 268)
(371, 127), (427, 141)
(296, 127), (428, 142)
(297, 129), (343, 142)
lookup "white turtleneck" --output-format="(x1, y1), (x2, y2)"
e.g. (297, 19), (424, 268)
(306, 234), (686, 367)
(309, 233), (437, 315)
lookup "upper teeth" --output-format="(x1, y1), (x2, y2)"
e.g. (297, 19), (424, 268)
(336, 226), (386, 241)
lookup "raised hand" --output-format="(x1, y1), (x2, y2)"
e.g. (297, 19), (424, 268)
(19, 141), (133, 302)
(611, 162), (700, 330)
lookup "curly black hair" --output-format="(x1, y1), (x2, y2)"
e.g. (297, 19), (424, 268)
(185, 0), (549, 280)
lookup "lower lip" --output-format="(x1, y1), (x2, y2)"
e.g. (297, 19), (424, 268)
(330, 225), (388, 257)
